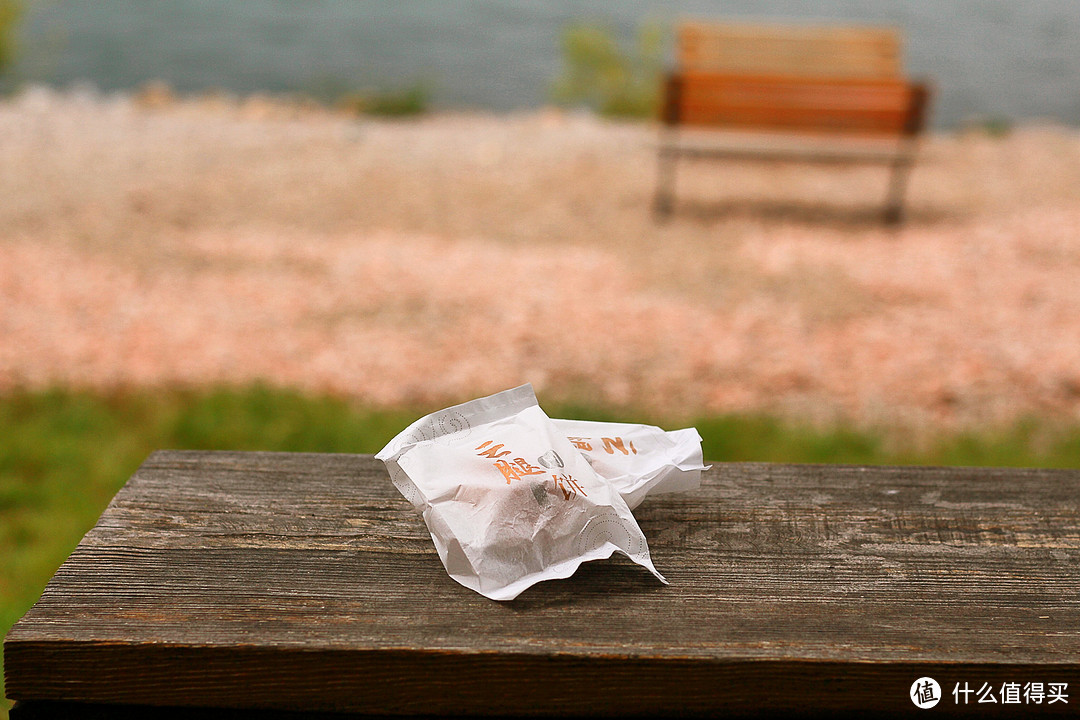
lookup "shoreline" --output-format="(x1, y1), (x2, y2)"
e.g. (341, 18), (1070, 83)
(12, 80), (1080, 132)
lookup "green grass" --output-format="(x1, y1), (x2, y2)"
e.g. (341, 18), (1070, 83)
(3, 386), (1080, 714)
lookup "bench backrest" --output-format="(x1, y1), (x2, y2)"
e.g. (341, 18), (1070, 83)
(678, 22), (902, 80)
(667, 22), (927, 136)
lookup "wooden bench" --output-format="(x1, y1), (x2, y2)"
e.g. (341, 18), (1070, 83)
(5, 450), (1080, 717)
(654, 21), (931, 223)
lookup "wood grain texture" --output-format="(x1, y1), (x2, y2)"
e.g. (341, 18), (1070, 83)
(6, 451), (1080, 716)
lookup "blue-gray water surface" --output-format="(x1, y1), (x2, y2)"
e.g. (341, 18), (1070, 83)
(8, 0), (1080, 128)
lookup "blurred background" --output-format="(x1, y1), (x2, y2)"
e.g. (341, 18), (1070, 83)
(2, 2), (1080, 713)
(4, 0), (1080, 127)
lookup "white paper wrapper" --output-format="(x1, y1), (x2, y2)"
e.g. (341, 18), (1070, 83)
(376, 384), (666, 601)
(551, 419), (707, 510)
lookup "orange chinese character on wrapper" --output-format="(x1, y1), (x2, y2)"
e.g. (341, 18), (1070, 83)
(568, 436), (593, 451)
(552, 473), (587, 501)
(493, 458), (545, 484)
(476, 440), (511, 459)
(601, 437), (637, 455)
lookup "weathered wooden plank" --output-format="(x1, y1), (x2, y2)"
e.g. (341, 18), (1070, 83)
(6, 451), (1080, 715)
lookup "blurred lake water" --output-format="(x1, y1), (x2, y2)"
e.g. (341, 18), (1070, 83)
(8, 0), (1080, 128)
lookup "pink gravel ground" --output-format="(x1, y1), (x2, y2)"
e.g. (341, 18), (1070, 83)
(3, 86), (1080, 431)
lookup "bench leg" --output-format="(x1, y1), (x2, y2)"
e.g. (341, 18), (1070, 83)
(653, 130), (678, 219)
(884, 139), (919, 224)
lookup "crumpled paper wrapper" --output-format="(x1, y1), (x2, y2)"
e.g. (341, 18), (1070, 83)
(377, 384), (703, 600)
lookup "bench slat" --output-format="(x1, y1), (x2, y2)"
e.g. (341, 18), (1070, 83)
(679, 21), (902, 79)
(671, 73), (924, 136)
